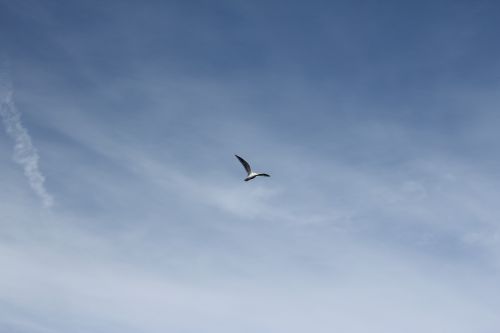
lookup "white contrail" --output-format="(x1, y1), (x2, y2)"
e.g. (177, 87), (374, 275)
(0, 71), (54, 208)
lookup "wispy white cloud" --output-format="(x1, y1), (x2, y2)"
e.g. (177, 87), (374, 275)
(0, 71), (54, 208)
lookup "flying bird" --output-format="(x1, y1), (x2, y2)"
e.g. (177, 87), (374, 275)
(235, 155), (270, 181)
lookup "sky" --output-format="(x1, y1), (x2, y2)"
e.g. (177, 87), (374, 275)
(1, 0), (500, 332)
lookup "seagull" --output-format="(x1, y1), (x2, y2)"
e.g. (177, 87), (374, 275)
(235, 154), (270, 181)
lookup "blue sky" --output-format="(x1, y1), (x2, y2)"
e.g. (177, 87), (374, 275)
(1, 1), (500, 332)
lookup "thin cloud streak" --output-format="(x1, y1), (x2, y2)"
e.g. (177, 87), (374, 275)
(0, 74), (53, 208)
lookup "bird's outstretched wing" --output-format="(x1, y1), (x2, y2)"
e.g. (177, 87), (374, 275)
(235, 155), (252, 175)
(257, 173), (270, 177)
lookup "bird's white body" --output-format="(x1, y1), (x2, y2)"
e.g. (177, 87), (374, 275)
(245, 172), (265, 181)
